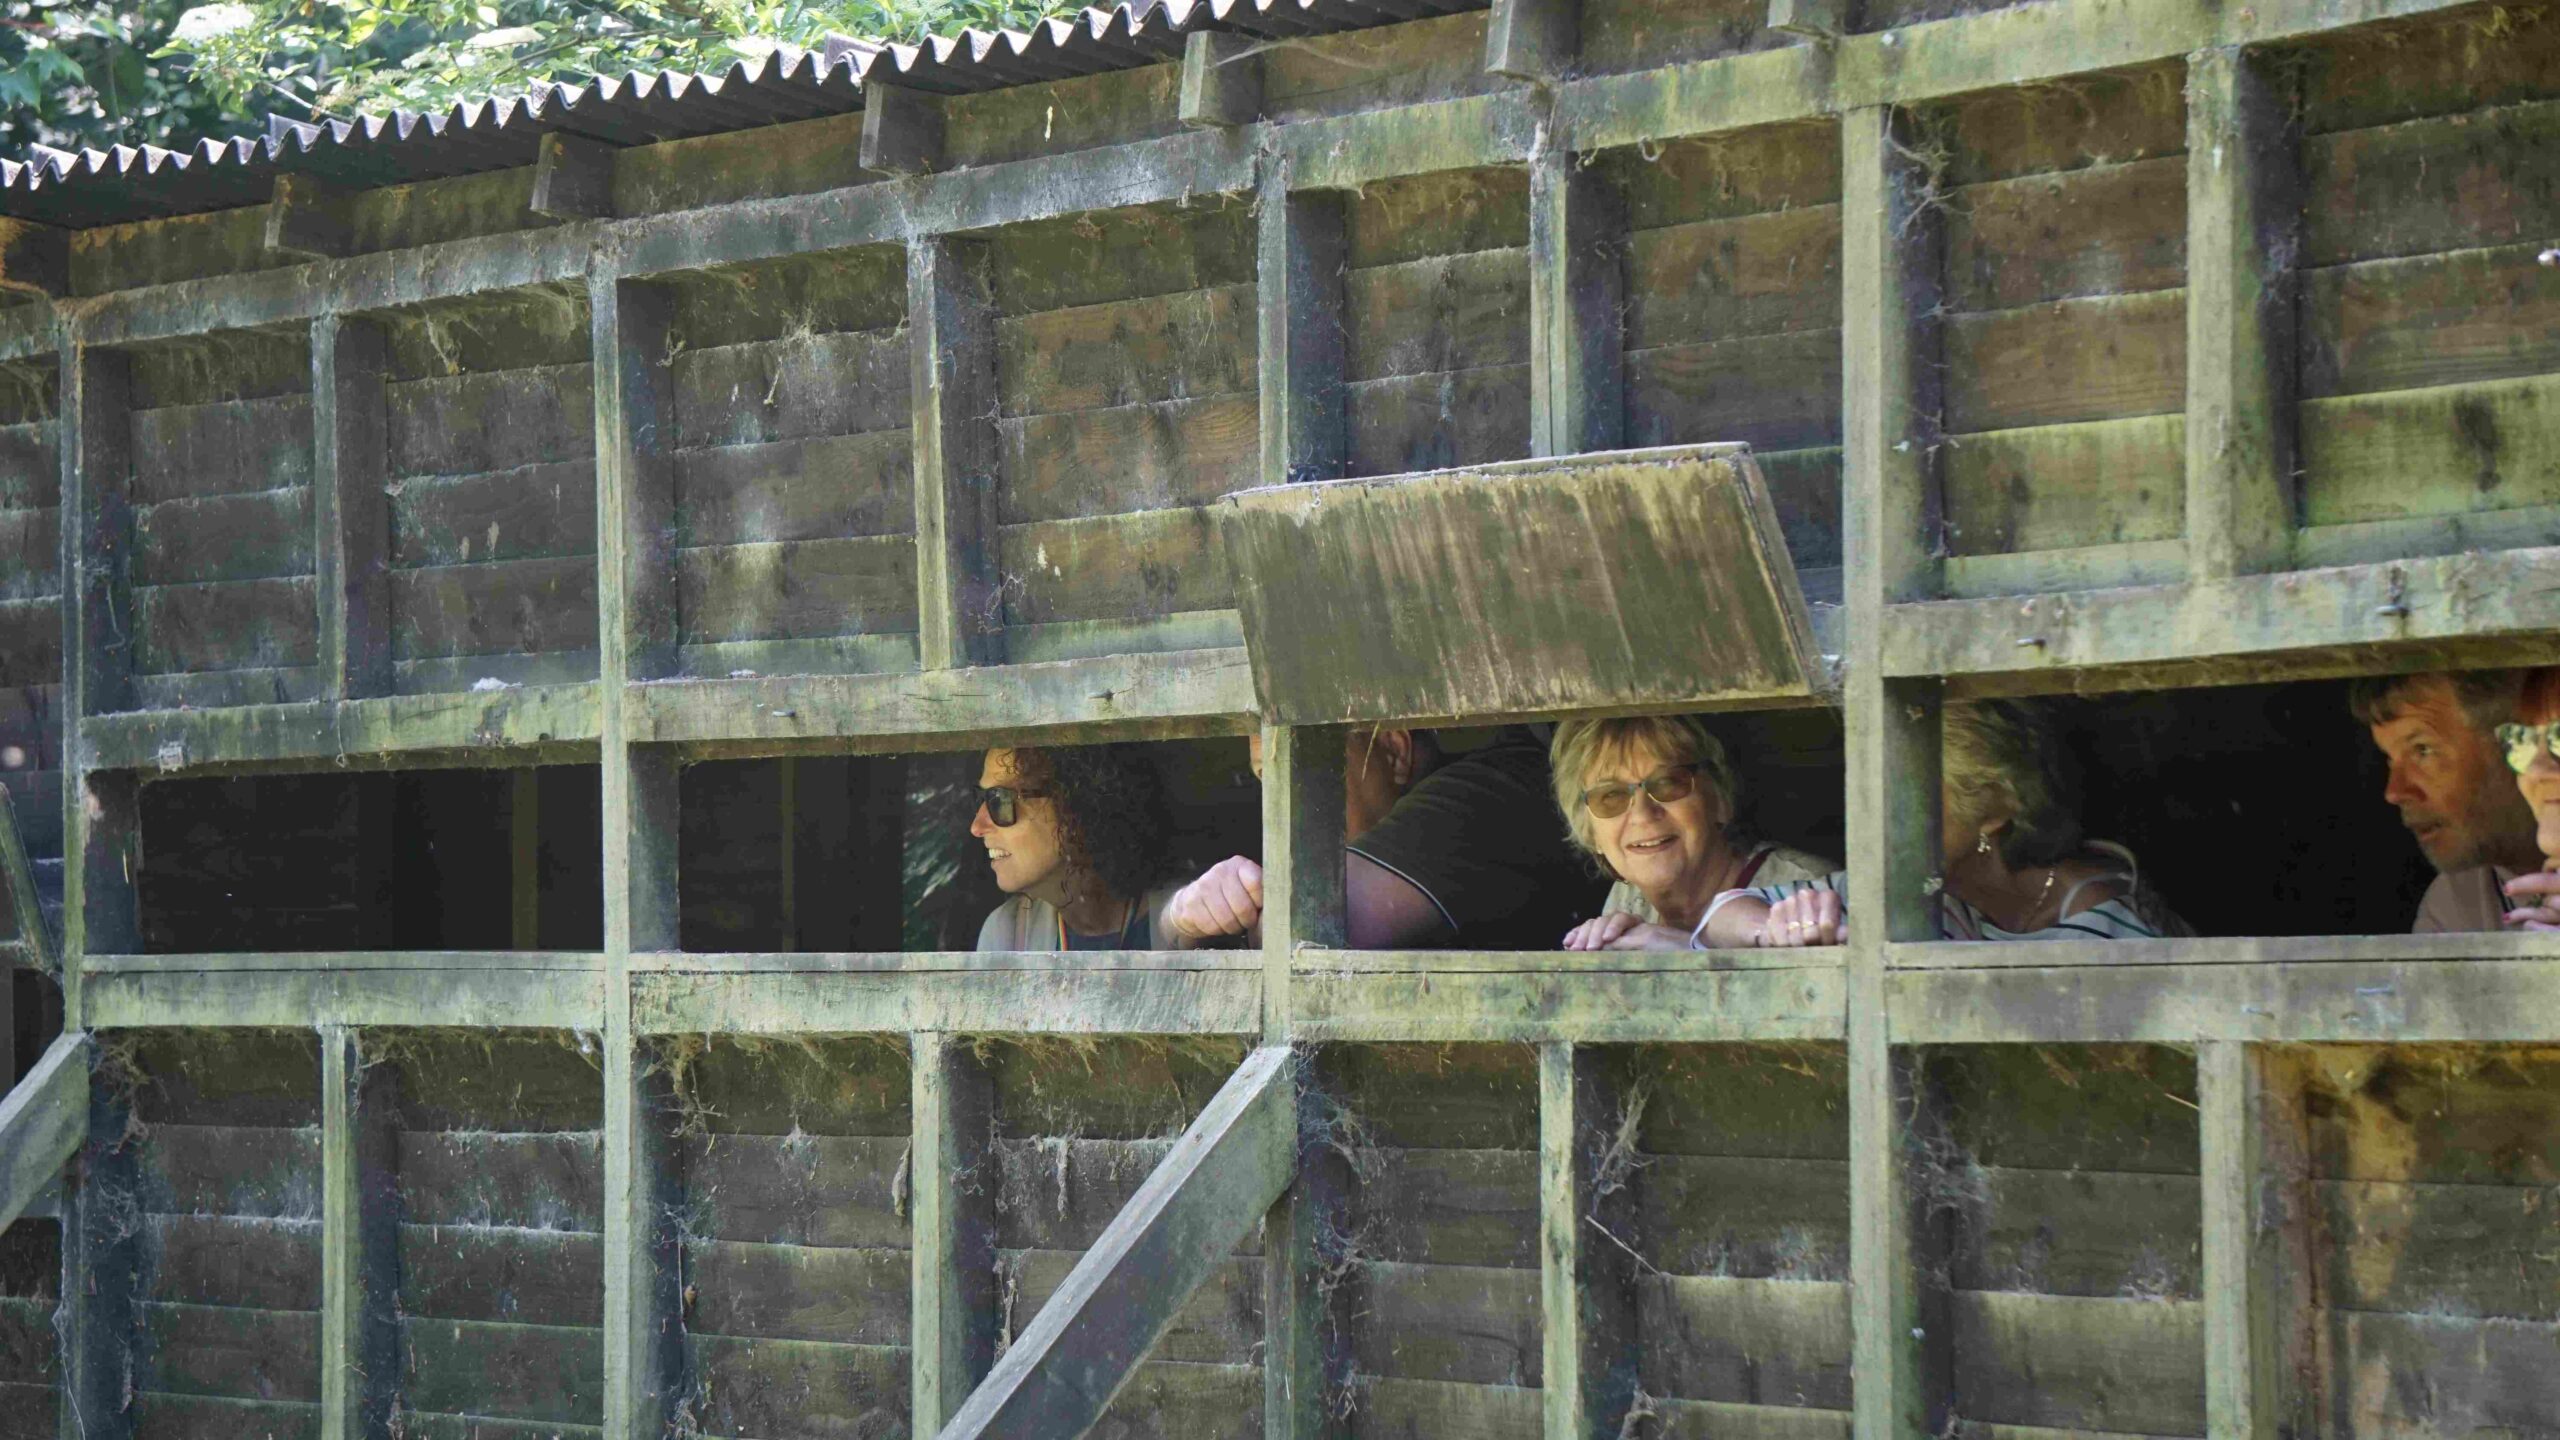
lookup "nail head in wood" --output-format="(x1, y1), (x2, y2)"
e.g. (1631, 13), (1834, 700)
(265, 172), (352, 261)
(1179, 32), (1262, 129)
(860, 82), (945, 175)
(530, 131), (619, 221)
(0, 218), (67, 299)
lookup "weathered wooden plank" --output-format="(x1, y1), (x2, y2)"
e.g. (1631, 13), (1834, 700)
(1180, 31), (1262, 129)
(1888, 958), (2560, 1043)
(1626, 206), (1842, 348)
(1943, 415), (2184, 556)
(0, 783), (54, 975)
(313, 316), (389, 701)
(140, 1214), (318, 1311)
(530, 132), (618, 222)
(2318, 1178), (2560, 1318)
(1638, 1275), (1852, 1409)
(145, 1300), (321, 1402)
(910, 235), (1003, 671)
(131, 486), (311, 587)
(385, 364), (594, 478)
(669, 327), (908, 451)
(398, 1225), (599, 1328)
(400, 1130), (601, 1234)
(1944, 290), (2187, 433)
(2303, 242), (2560, 399)
(1259, 174), (1348, 489)
(2187, 47), (2301, 582)
(128, 394), (312, 504)
(676, 536), (918, 643)
(685, 1238), (906, 1345)
(1880, 545), (2560, 687)
(80, 683), (599, 771)
(401, 1316), (601, 1424)
(1946, 1291), (2204, 1435)
(632, 967), (1260, 1036)
(388, 460), (595, 570)
(912, 1031), (996, 1434)
(1350, 1258), (1539, 1387)
(629, 646), (1254, 749)
(1280, 93), (1541, 192)
(674, 431), (913, 546)
(319, 1028), (397, 1440)
(0, 419), (58, 509)
(388, 556), (595, 661)
(2301, 372), (2560, 527)
(62, 344), (135, 736)
(1543, 1044), (1639, 1437)
(998, 394), (1259, 524)
(2302, 96), (2560, 268)
(997, 508), (1229, 627)
(83, 965), (604, 1030)
(937, 1046), (1294, 1440)
(1345, 363), (1533, 476)
(1626, 330), (1840, 453)
(1529, 149), (1625, 459)
(0, 1033), (85, 1232)
(1291, 964), (1845, 1043)
(2324, 1310), (2560, 1437)
(0, 600), (58, 688)
(986, 201), (1254, 317)
(685, 1333), (908, 1437)
(131, 576), (316, 676)
(2200, 1043), (2313, 1440)
(1224, 446), (1818, 726)
(1945, 158), (2186, 311)
(0, 509), (60, 603)
(997, 283), (1254, 417)
(1348, 248), (1531, 384)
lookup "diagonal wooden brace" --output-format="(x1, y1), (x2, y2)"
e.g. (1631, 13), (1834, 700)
(935, 1044), (1300, 1440)
(0, 1032), (92, 1232)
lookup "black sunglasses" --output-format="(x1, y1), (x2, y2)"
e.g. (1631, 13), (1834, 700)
(977, 785), (1051, 827)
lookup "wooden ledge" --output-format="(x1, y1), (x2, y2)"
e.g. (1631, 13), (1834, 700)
(85, 950), (604, 973)
(1887, 932), (2560, 971)
(632, 949), (1259, 974)
(1889, 955), (2560, 1043)
(85, 963), (604, 1029)
(81, 684), (601, 774)
(1885, 545), (2560, 695)
(632, 964), (1261, 1035)
(631, 648), (1256, 754)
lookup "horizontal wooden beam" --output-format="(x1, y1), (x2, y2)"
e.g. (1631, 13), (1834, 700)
(0, 300), (55, 362)
(0, 216), (68, 299)
(633, 965), (1259, 1036)
(83, 964), (604, 1029)
(81, 685), (601, 773)
(1886, 931), (2560, 970)
(1279, 93), (1539, 191)
(631, 649), (1256, 753)
(1888, 957), (2560, 1043)
(0, 1032), (90, 1232)
(1291, 954), (1846, 1042)
(937, 1045), (1297, 1440)
(1885, 547), (2560, 693)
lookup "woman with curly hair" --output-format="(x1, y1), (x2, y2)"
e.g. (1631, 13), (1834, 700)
(970, 744), (1187, 951)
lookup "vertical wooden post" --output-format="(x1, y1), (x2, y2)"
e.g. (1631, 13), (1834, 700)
(1540, 1042), (1639, 1440)
(1527, 140), (1625, 459)
(1842, 103), (1953, 1440)
(595, 270), (688, 1438)
(2200, 1042), (2316, 1440)
(1485, 0), (1579, 81)
(321, 1025), (400, 1440)
(911, 1031), (1000, 1433)
(909, 235), (1004, 670)
(2185, 48), (2301, 582)
(60, 1047), (140, 1440)
(1257, 164), (1348, 488)
(511, 769), (542, 950)
(314, 314), (391, 701)
(1261, 723), (1348, 1440)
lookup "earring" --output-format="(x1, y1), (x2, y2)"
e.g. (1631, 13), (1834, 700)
(1974, 833), (1992, 856)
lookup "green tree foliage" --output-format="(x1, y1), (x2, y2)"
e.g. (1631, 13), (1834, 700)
(3, 0), (1084, 159)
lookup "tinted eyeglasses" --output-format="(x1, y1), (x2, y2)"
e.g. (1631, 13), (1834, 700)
(2495, 722), (2560, 775)
(976, 786), (1050, 827)
(1579, 765), (1700, 820)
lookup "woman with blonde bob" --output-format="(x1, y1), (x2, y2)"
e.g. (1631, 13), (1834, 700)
(2493, 667), (2560, 929)
(1701, 699), (2192, 947)
(1551, 715), (1835, 950)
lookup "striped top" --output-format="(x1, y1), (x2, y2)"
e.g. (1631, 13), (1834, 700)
(1738, 841), (2193, 942)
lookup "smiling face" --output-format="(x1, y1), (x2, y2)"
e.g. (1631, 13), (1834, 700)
(2369, 677), (2533, 872)
(970, 748), (1070, 901)
(1582, 734), (1730, 907)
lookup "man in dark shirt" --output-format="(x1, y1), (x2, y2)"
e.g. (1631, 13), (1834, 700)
(1165, 725), (1597, 949)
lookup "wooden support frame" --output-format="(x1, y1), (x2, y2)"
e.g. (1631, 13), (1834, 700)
(0, 785), (55, 976)
(1257, 169), (1348, 489)
(1527, 140), (1625, 458)
(314, 313), (392, 701)
(860, 83), (946, 175)
(0, 1031), (86, 1232)
(0, 216), (67, 299)
(939, 1045), (1299, 1440)
(910, 1031), (1000, 1433)
(60, 1035), (139, 1440)
(1486, 0), (1580, 81)
(1179, 31), (1262, 128)
(909, 234), (1005, 670)
(2185, 47), (2302, 581)
(2199, 1042), (2317, 1440)
(320, 1025), (400, 1440)
(266, 172), (353, 261)
(1540, 1042), (1640, 1440)
(531, 130), (620, 220)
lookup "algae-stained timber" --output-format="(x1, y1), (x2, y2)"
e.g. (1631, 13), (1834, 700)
(7, 0), (2560, 1435)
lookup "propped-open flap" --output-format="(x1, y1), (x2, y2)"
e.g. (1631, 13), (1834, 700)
(1220, 444), (1823, 726)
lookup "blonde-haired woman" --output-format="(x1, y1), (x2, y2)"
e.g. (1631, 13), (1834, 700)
(2496, 667), (2560, 929)
(1702, 699), (2192, 947)
(1551, 715), (1835, 950)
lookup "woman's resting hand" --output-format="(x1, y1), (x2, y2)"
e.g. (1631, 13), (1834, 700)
(1758, 887), (1845, 946)
(1168, 856), (1263, 942)
(1561, 913), (1692, 951)
(2502, 869), (2560, 931)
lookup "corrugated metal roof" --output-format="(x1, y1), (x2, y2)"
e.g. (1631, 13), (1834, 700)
(0, 0), (1483, 228)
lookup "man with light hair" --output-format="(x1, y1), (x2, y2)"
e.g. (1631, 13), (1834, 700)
(2350, 669), (2544, 932)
